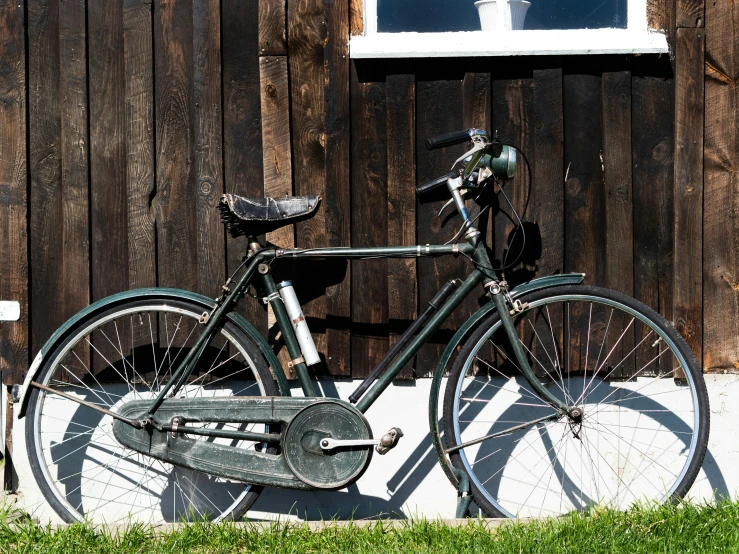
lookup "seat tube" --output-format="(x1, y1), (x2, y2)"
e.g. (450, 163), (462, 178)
(259, 268), (318, 397)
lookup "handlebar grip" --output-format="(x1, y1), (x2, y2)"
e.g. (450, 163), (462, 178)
(416, 172), (457, 196)
(424, 129), (473, 151)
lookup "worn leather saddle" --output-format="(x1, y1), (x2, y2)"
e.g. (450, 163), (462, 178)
(219, 194), (321, 237)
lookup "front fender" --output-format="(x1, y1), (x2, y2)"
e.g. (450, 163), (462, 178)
(17, 288), (289, 419)
(428, 273), (585, 486)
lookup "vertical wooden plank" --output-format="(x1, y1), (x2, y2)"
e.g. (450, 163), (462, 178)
(415, 78), (469, 377)
(259, 0), (287, 55)
(123, 0), (156, 290)
(350, 0), (363, 36)
(350, 66), (387, 378)
(463, 72), (491, 131)
(633, 77), (674, 320)
(222, 0), (266, 335)
(563, 74), (605, 285)
(563, 73), (606, 373)
(154, 0), (196, 294)
(386, 73), (416, 379)
(28, 0), (63, 354)
(260, 57), (293, 246)
(59, 0), (90, 323)
(288, 0), (328, 360)
(324, 0), (351, 376)
(532, 68), (564, 278)
(677, 0), (704, 28)
(703, 1), (739, 372)
(602, 71), (633, 297)
(260, 55), (294, 375)
(0, 0), (28, 383)
(492, 77), (535, 285)
(193, 0), (225, 299)
(673, 27), (704, 366)
(90, 0), (127, 301)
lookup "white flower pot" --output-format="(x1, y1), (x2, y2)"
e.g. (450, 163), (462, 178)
(475, 0), (531, 31)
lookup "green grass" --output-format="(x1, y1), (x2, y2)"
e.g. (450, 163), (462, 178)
(2, 500), (739, 553)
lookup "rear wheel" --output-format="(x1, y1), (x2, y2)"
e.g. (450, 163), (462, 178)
(443, 285), (709, 518)
(26, 296), (278, 524)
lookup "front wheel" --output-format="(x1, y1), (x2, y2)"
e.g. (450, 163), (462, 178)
(443, 285), (709, 518)
(25, 295), (279, 524)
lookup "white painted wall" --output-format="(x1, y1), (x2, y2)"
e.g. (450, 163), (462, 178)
(10, 375), (737, 523)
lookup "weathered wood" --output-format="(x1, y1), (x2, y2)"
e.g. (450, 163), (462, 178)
(288, 0), (328, 362)
(222, 0), (267, 336)
(563, 73), (606, 374)
(703, 1), (739, 372)
(123, 0), (156, 291)
(350, 67), (388, 379)
(260, 56), (294, 376)
(258, 0), (287, 55)
(324, 0), (351, 376)
(350, 0), (363, 35)
(90, 0), (127, 303)
(194, 0), (225, 299)
(677, 0), (704, 28)
(0, 0), (28, 383)
(154, 0), (196, 294)
(260, 57), (294, 247)
(463, 72), (494, 256)
(633, 77), (674, 321)
(632, 75), (675, 378)
(673, 27), (704, 366)
(28, 0), (64, 354)
(532, 68), (564, 278)
(492, 77), (535, 286)
(416, 79), (471, 377)
(602, 71), (633, 297)
(386, 73), (417, 379)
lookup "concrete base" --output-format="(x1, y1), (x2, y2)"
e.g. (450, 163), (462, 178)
(10, 376), (736, 523)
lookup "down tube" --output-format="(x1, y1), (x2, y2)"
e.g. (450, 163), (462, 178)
(354, 270), (486, 413)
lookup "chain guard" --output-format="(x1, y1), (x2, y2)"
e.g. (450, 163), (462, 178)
(112, 397), (372, 491)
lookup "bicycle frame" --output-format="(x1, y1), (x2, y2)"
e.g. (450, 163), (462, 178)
(143, 234), (571, 423)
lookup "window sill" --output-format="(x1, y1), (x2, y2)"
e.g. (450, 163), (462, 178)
(349, 28), (669, 59)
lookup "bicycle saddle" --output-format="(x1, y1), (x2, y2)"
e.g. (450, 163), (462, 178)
(219, 194), (321, 237)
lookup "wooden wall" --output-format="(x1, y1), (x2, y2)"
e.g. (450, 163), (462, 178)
(0, 0), (738, 388)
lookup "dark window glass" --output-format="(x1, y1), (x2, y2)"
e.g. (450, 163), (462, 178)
(377, 0), (627, 33)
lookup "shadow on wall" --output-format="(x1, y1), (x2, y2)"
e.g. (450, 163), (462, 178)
(253, 380), (729, 520)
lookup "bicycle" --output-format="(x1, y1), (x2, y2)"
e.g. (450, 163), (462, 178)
(17, 128), (709, 523)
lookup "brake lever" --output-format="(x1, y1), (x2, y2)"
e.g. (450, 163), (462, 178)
(438, 188), (470, 219)
(451, 142), (486, 172)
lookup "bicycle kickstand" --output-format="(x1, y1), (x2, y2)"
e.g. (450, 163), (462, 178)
(453, 468), (473, 519)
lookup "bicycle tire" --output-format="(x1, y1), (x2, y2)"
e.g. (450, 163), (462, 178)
(25, 295), (279, 524)
(443, 285), (709, 518)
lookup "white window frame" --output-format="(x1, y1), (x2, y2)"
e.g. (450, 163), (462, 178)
(350, 0), (668, 58)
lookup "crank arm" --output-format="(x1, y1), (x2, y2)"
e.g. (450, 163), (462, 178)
(320, 437), (378, 451)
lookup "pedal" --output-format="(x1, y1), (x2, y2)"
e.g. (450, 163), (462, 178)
(376, 427), (403, 455)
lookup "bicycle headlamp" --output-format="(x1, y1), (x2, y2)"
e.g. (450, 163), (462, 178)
(481, 144), (517, 180)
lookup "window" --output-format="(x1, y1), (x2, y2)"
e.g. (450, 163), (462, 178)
(351, 0), (667, 58)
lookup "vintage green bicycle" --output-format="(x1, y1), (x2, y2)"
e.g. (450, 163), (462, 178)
(17, 128), (709, 523)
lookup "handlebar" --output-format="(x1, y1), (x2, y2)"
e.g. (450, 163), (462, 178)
(424, 129), (475, 151)
(415, 171), (457, 196)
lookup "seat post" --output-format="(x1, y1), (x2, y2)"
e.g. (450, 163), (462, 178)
(247, 235), (263, 255)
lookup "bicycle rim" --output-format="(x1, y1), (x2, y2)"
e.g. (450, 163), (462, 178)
(28, 301), (273, 524)
(449, 291), (706, 518)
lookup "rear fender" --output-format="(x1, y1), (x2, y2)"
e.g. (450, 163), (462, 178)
(17, 288), (290, 419)
(428, 273), (585, 486)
